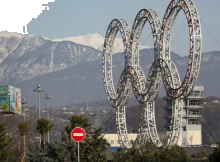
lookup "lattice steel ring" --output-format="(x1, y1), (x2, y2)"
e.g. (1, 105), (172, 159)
(103, 19), (132, 108)
(115, 9), (165, 149)
(129, 9), (163, 103)
(145, 59), (183, 147)
(103, 0), (202, 149)
(160, 0), (202, 99)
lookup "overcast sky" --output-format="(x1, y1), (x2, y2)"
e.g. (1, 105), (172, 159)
(1, 0), (220, 55)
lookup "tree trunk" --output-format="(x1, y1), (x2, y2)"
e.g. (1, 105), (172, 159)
(41, 135), (44, 149)
(21, 136), (24, 162)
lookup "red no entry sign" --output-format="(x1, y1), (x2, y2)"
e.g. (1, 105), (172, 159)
(71, 127), (86, 142)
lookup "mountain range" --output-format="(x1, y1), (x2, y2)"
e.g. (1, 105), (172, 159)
(0, 31), (219, 107)
(51, 33), (150, 53)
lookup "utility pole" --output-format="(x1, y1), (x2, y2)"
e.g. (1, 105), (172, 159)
(33, 85), (44, 145)
(95, 108), (100, 128)
(21, 98), (27, 160)
(43, 93), (53, 143)
(21, 98), (28, 121)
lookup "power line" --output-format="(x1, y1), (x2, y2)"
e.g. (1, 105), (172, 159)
(200, 118), (220, 142)
(50, 44), (103, 116)
(170, 20), (220, 143)
(54, 44), (104, 110)
(50, 35), (128, 141)
(200, 19), (220, 50)
(62, 35), (126, 109)
(48, 44), (103, 141)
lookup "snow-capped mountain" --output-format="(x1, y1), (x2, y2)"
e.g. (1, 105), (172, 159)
(0, 31), (220, 107)
(0, 31), (102, 83)
(52, 33), (150, 53)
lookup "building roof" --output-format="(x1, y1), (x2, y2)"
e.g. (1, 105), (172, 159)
(193, 85), (204, 91)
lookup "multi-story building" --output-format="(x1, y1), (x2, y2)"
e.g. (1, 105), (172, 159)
(177, 85), (204, 147)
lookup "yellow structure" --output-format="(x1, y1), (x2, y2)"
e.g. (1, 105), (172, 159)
(103, 133), (137, 147)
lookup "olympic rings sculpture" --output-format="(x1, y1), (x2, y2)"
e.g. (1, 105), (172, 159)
(103, 0), (202, 149)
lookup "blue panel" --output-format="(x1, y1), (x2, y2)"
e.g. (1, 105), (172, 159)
(108, 147), (120, 150)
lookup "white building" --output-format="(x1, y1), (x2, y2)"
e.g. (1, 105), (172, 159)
(177, 85), (204, 146)
(211, 100), (219, 104)
(103, 133), (137, 147)
(103, 133), (167, 148)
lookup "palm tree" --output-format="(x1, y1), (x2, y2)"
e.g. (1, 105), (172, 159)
(0, 121), (14, 161)
(17, 121), (29, 162)
(69, 114), (92, 129)
(35, 118), (55, 149)
(62, 115), (92, 142)
(61, 124), (72, 142)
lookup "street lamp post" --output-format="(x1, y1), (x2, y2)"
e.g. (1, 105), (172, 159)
(33, 85), (44, 144)
(21, 98), (28, 121)
(21, 98), (28, 159)
(43, 93), (53, 143)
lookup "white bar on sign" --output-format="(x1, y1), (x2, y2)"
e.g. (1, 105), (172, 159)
(73, 133), (83, 136)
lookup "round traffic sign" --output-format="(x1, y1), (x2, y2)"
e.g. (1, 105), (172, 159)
(71, 127), (86, 142)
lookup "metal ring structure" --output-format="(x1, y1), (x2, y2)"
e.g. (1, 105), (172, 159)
(102, 0), (201, 150)
(116, 104), (143, 149)
(142, 0), (202, 146)
(160, 0), (202, 99)
(114, 9), (184, 148)
(103, 19), (132, 108)
(115, 9), (165, 149)
(145, 59), (183, 147)
(129, 9), (163, 103)
(103, 19), (142, 149)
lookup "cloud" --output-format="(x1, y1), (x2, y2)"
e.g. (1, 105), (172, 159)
(0, 0), (55, 35)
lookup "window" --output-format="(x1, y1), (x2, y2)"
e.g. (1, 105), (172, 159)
(110, 140), (114, 144)
(183, 127), (186, 131)
(188, 119), (199, 125)
(189, 100), (202, 106)
(194, 91), (200, 96)
(130, 140), (134, 144)
(117, 140), (120, 144)
(188, 109), (201, 115)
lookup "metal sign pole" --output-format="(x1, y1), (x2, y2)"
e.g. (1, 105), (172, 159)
(47, 99), (49, 143)
(78, 142), (80, 162)
(38, 92), (41, 145)
(71, 127), (85, 162)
